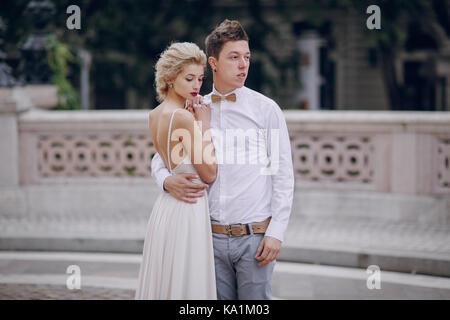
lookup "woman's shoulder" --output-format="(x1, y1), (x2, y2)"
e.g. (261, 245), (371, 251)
(150, 104), (189, 118)
(148, 104), (162, 122)
(171, 108), (195, 125)
(152, 107), (194, 131)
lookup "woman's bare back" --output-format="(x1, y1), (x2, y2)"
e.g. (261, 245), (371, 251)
(149, 104), (187, 172)
(149, 101), (217, 184)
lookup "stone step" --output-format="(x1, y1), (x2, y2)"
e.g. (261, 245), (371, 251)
(0, 236), (144, 254)
(0, 251), (449, 300)
(271, 261), (450, 300)
(280, 216), (450, 277)
(2, 235), (449, 277)
(278, 246), (450, 278)
(2, 214), (450, 277)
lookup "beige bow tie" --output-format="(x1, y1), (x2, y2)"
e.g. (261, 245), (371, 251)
(211, 93), (237, 103)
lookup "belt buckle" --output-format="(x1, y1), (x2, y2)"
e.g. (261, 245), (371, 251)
(226, 223), (246, 237)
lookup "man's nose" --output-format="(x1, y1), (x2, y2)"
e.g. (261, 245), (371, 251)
(238, 57), (248, 69)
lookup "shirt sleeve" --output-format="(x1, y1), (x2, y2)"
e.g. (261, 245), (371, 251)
(264, 103), (295, 242)
(151, 152), (171, 193)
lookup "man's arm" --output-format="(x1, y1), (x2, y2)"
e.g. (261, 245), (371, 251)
(255, 103), (294, 266)
(264, 104), (294, 242)
(151, 152), (171, 192)
(151, 152), (208, 203)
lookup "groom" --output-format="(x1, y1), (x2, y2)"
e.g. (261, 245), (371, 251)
(151, 19), (294, 300)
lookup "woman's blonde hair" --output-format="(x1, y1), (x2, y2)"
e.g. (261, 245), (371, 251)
(155, 42), (207, 102)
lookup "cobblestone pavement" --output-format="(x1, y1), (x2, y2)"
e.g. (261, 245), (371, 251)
(0, 283), (135, 300)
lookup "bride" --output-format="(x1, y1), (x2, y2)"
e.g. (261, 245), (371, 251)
(135, 42), (217, 300)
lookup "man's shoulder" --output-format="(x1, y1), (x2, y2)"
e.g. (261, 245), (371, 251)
(244, 86), (280, 111)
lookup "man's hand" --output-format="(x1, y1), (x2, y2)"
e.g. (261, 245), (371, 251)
(163, 173), (208, 204)
(255, 236), (282, 267)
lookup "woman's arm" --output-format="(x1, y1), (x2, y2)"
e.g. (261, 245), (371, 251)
(171, 107), (217, 183)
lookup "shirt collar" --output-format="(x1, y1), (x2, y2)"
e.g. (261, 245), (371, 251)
(211, 85), (245, 99)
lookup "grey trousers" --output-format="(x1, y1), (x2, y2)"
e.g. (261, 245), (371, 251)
(212, 231), (275, 300)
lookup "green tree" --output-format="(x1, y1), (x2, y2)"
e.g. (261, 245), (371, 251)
(41, 0), (300, 109)
(47, 34), (80, 110)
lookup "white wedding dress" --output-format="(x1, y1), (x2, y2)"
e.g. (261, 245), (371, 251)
(135, 109), (217, 300)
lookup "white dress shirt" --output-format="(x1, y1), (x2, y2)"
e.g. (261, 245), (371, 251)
(151, 86), (294, 242)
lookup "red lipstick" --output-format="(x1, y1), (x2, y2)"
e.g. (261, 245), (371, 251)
(190, 92), (198, 97)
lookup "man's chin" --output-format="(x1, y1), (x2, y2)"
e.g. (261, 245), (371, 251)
(235, 80), (246, 87)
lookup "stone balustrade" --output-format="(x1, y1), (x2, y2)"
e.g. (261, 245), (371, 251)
(18, 109), (156, 184)
(16, 108), (450, 196)
(284, 110), (450, 196)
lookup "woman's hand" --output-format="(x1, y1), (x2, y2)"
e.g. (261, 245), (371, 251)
(184, 95), (202, 113)
(185, 96), (211, 129)
(193, 103), (211, 129)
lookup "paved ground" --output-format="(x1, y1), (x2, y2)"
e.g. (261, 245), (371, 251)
(0, 283), (135, 300)
(1, 251), (449, 300)
(2, 215), (449, 277)
(1, 207), (449, 299)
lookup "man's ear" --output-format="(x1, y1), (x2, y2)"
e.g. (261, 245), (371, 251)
(208, 56), (217, 72)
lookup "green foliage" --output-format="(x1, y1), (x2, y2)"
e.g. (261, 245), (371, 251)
(302, 0), (445, 53)
(1, 0), (302, 109)
(2, 0), (445, 110)
(46, 34), (80, 110)
(300, 0), (447, 109)
(48, 0), (302, 109)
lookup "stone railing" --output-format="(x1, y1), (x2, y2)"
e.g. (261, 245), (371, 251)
(16, 108), (450, 196)
(285, 111), (450, 196)
(19, 110), (156, 184)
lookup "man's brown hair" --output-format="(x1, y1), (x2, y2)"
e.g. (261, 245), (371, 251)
(205, 19), (249, 59)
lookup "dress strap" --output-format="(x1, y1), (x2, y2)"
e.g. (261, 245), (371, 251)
(166, 109), (180, 173)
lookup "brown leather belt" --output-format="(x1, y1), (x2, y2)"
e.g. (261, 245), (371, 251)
(211, 217), (271, 237)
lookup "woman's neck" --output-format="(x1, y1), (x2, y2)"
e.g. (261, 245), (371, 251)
(164, 90), (186, 109)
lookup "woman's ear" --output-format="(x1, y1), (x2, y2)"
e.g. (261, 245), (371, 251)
(167, 78), (174, 88)
(208, 56), (217, 72)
